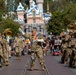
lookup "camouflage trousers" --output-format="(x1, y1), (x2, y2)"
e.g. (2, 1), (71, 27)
(30, 47), (45, 68)
(61, 48), (71, 64)
(0, 55), (4, 65)
(69, 50), (76, 68)
(0, 50), (3, 63)
(0, 50), (9, 65)
(15, 46), (22, 57)
(3, 50), (9, 62)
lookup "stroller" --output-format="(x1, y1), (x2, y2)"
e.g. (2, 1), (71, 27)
(53, 45), (62, 56)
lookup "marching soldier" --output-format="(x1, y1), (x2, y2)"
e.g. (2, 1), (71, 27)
(61, 33), (71, 64)
(61, 41), (69, 64)
(30, 29), (45, 71)
(14, 33), (23, 59)
(19, 28), (45, 70)
(2, 34), (9, 66)
(69, 49), (76, 68)
(69, 31), (76, 68)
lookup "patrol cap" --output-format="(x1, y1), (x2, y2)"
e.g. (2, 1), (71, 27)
(17, 33), (20, 36)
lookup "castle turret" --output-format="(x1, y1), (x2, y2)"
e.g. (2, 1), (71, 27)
(16, 2), (25, 24)
(29, 0), (33, 8)
(36, 0), (44, 14)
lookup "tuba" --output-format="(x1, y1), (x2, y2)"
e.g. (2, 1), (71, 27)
(4, 28), (12, 42)
(4, 28), (12, 36)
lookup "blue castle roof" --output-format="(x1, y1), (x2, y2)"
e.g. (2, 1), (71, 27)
(27, 1), (40, 15)
(43, 13), (52, 21)
(17, 2), (25, 11)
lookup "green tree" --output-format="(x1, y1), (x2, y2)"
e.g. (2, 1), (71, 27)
(47, 10), (65, 35)
(0, 19), (20, 36)
(47, 3), (76, 35)
(0, 0), (6, 12)
(4, 19), (20, 36)
(0, 0), (6, 20)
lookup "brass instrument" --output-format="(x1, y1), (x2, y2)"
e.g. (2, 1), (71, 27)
(4, 28), (12, 42)
(4, 28), (12, 36)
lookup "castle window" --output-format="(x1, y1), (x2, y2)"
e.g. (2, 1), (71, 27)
(19, 7), (22, 9)
(33, 10), (36, 17)
(33, 19), (36, 23)
(39, 26), (42, 32)
(28, 26), (31, 32)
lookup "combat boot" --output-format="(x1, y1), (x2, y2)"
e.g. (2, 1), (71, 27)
(30, 66), (34, 71)
(5, 61), (9, 66)
(41, 66), (45, 71)
(64, 61), (67, 64)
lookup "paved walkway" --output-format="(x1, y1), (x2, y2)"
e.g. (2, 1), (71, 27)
(0, 54), (76, 75)
(0, 55), (30, 75)
(44, 54), (76, 75)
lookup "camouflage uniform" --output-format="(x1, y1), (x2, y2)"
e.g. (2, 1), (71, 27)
(72, 53), (76, 68)
(69, 32), (76, 68)
(69, 49), (76, 68)
(14, 33), (23, 59)
(30, 30), (45, 71)
(19, 28), (45, 70)
(61, 34), (71, 64)
(2, 37), (9, 66)
(61, 42), (69, 64)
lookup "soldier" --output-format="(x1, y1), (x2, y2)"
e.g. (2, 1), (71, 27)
(19, 28), (45, 70)
(61, 42), (69, 64)
(2, 34), (9, 66)
(29, 29), (45, 71)
(14, 33), (23, 59)
(61, 33), (71, 64)
(69, 31), (76, 68)
(69, 49), (76, 68)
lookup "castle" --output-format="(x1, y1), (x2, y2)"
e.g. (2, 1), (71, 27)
(16, 0), (51, 35)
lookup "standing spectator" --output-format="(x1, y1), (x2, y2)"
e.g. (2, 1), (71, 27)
(54, 36), (62, 51)
(50, 36), (55, 54)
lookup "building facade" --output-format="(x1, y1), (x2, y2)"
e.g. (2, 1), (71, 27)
(16, 2), (25, 24)
(17, 0), (51, 35)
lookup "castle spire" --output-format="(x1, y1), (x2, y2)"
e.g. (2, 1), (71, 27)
(16, 2), (24, 11)
(47, 0), (49, 13)
(29, 0), (33, 8)
(36, 0), (44, 14)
